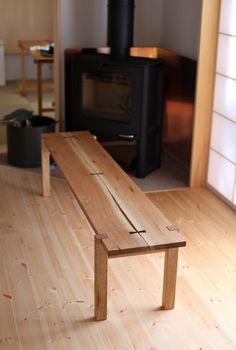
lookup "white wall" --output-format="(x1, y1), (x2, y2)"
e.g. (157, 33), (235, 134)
(60, 0), (163, 49)
(161, 0), (202, 59)
(134, 0), (162, 45)
(61, 0), (107, 49)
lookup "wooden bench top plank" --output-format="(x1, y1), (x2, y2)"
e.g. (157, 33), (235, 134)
(42, 132), (186, 256)
(62, 132), (186, 251)
(42, 133), (149, 253)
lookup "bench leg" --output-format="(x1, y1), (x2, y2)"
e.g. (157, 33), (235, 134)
(162, 248), (179, 310)
(94, 235), (108, 321)
(41, 140), (51, 197)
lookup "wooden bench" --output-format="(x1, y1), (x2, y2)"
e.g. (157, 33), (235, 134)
(41, 131), (186, 320)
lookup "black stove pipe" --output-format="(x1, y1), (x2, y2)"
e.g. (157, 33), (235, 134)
(107, 0), (135, 60)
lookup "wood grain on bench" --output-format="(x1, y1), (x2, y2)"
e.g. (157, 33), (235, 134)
(41, 131), (186, 320)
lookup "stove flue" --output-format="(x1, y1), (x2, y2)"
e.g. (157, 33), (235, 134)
(107, 0), (135, 59)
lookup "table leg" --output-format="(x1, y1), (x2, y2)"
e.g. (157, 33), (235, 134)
(20, 47), (27, 96)
(94, 235), (108, 320)
(37, 62), (43, 115)
(162, 248), (179, 309)
(41, 140), (51, 197)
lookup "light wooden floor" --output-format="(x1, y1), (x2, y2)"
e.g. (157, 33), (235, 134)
(1, 164), (236, 349)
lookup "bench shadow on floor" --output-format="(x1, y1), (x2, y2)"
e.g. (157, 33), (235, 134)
(0, 146), (189, 192)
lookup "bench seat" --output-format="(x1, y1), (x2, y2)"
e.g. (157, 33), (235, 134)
(41, 131), (186, 320)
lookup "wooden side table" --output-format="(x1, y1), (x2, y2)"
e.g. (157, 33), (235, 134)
(18, 40), (54, 115)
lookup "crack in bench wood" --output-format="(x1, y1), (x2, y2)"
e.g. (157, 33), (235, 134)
(41, 131), (186, 321)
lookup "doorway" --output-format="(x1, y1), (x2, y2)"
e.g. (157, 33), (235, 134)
(53, 0), (221, 188)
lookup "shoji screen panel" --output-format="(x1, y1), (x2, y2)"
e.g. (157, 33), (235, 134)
(207, 0), (236, 206)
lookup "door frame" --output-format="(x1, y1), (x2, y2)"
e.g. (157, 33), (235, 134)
(53, 0), (221, 187)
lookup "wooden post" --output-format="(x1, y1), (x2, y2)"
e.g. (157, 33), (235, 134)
(37, 61), (43, 115)
(162, 248), (179, 310)
(20, 46), (27, 96)
(41, 140), (51, 197)
(190, 0), (221, 187)
(94, 235), (108, 321)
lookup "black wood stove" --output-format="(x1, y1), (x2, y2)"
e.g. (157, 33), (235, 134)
(65, 0), (165, 177)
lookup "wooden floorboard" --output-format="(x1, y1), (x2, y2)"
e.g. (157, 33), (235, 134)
(0, 164), (236, 349)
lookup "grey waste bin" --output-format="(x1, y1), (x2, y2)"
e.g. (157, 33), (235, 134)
(7, 116), (55, 167)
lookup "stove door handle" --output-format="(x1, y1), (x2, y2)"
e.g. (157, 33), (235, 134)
(118, 134), (135, 140)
